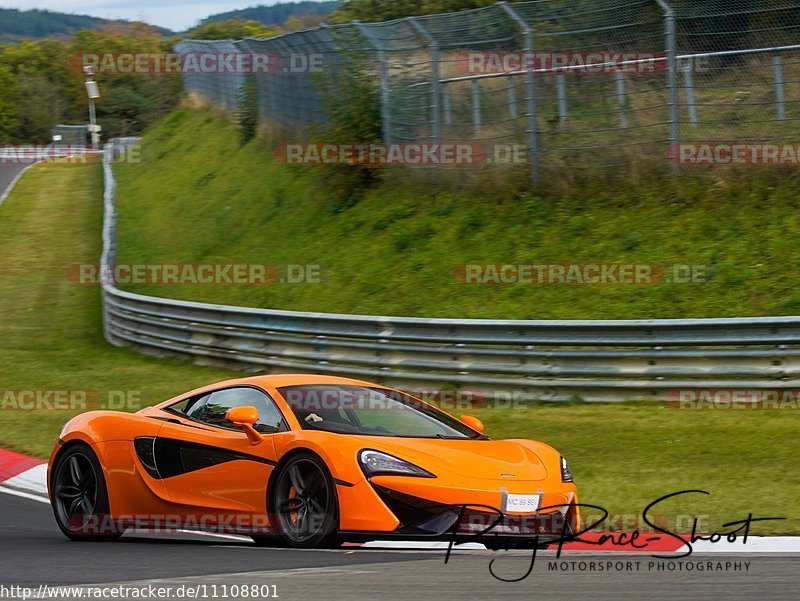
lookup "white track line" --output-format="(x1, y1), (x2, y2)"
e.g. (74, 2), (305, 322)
(0, 486), (50, 504)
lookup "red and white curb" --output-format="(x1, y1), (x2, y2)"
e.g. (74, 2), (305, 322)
(0, 448), (48, 501)
(0, 448), (796, 552)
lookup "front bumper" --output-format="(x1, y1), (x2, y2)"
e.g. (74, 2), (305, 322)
(338, 474), (579, 545)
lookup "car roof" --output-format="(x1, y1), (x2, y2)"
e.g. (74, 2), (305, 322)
(151, 374), (393, 410)
(235, 374), (383, 389)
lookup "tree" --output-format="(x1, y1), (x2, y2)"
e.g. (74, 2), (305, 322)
(186, 19), (281, 41)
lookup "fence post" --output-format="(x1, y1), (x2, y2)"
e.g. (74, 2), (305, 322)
(409, 18), (441, 144)
(681, 60), (698, 127)
(500, 1), (539, 184)
(507, 78), (518, 120)
(443, 85), (452, 126)
(614, 71), (628, 128)
(556, 74), (568, 123)
(355, 22), (393, 142)
(773, 56), (786, 121)
(656, 0), (680, 173)
(472, 80), (482, 135)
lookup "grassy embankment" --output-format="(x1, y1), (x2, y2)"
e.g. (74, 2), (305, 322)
(115, 108), (800, 320)
(0, 116), (796, 533)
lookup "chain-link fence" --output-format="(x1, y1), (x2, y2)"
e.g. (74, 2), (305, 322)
(176, 0), (800, 182)
(51, 125), (88, 146)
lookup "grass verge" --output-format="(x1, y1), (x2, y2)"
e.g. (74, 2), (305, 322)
(0, 160), (234, 458)
(0, 158), (795, 534)
(114, 107), (800, 320)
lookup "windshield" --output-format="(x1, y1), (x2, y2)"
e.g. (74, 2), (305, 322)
(277, 385), (483, 439)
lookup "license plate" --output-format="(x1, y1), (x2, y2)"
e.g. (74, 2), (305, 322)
(504, 493), (540, 514)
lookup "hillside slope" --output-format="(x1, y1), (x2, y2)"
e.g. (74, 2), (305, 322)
(114, 108), (800, 320)
(0, 8), (172, 40)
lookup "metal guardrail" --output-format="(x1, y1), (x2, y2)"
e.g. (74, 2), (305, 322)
(101, 140), (800, 401)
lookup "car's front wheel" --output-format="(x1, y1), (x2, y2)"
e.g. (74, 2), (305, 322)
(51, 444), (121, 541)
(266, 452), (340, 549)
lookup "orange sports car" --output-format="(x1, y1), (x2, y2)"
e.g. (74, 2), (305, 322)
(48, 375), (579, 548)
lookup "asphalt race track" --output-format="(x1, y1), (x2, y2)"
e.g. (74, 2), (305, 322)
(1, 493), (798, 600)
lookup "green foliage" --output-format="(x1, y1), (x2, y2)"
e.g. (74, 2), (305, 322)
(236, 78), (259, 146)
(186, 19), (281, 41)
(311, 30), (383, 208)
(0, 8), (107, 39)
(331, 0), (502, 23)
(0, 8), (173, 40)
(0, 64), (19, 140)
(0, 26), (181, 144)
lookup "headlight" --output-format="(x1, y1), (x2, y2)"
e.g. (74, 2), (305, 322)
(359, 450), (435, 478)
(560, 456), (574, 483)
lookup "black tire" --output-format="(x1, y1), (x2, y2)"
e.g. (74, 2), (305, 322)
(50, 444), (122, 541)
(268, 452), (340, 549)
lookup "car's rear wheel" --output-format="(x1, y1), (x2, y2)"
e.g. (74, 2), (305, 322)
(266, 452), (339, 549)
(51, 444), (121, 541)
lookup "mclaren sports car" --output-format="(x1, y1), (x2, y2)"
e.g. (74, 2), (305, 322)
(48, 375), (579, 548)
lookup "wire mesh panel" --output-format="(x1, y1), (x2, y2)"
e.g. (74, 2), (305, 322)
(508, 0), (671, 174)
(51, 125), (88, 146)
(174, 40), (246, 111)
(174, 0), (800, 181)
(671, 0), (800, 164)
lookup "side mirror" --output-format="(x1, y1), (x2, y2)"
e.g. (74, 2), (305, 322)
(460, 414), (485, 434)
(226, 406), (264, 445)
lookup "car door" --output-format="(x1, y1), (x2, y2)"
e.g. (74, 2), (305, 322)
(153, 386), (285, 517)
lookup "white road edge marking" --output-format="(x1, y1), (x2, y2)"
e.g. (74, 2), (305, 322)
(0, 485), (50, 504)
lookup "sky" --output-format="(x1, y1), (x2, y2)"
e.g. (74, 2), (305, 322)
(1, 0), (300, 32)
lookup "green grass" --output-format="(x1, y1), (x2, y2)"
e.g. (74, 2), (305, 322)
(115, 107), (800, 319)
(0, 160), (234, 458)
(474, 403), (798, 535)
(0, 144), (796, 536)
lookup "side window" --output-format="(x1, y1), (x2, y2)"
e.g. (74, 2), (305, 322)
(187, 387), (285, 434)
(168, 395), (201, 415)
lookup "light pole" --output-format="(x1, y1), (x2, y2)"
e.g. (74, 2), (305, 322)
(83, 66), (101, 150)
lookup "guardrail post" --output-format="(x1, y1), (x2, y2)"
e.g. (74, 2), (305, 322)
(409, 18), (441, 144)
(657, 0), (680, 174)
(773, 56), (786, 121)
(500, 1), (539, 184)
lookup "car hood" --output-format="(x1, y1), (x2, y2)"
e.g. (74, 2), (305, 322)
(351, 436), (549, 481)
